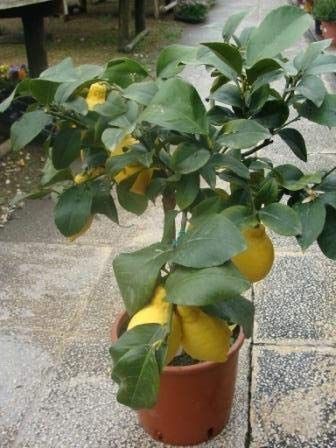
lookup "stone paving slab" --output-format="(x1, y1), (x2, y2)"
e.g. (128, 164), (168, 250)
(13, 337), (251, 448)
(0, 242), (112, 333)
(254, 253), (336, 344)
(250, 346), (336, 448)
(0, 328), (62, 448)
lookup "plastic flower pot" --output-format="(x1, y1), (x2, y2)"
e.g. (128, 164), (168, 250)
(111, 311), (245, 446)
(321, 21), (336, 45)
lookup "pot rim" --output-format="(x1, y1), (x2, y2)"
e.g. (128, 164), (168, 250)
(111, 310), (245, 376)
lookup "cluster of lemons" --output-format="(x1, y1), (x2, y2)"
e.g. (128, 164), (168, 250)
(129, 226), (274, 364)
(74, 83), (275, 361)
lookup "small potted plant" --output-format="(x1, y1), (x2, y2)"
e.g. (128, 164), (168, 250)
(2, 5), (336, 446)
(313, 0), (336, 43)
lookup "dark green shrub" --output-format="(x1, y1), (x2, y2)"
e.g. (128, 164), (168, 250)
(174, 0), (209, 23)
(313, 0), (336, 21)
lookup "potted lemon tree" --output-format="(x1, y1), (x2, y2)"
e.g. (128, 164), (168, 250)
(2, 5), (336, 446)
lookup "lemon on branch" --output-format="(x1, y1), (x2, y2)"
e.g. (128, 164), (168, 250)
(232, 224), (274, 282)
(86, 82), (107, 110)
(128, 286), (182, 363)
(177, 306), (231, 363)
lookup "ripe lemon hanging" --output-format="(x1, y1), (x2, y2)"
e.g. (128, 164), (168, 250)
(128, 286), (182, 363)
(177, 306), (231, 363)
(86, 82), (107, 110)
(232, 224), (274, 282)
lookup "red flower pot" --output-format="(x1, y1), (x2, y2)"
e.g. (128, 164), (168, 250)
(321, 21), (336, 46)
(111, 312), (245, 446)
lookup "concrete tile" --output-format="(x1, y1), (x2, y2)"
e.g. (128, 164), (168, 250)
(74, 259), (123, 339)
(0, 242), (111, 333)
(250, 346), (336, 448)
(254, 253), (336, 344)
(14, 339), (251, 448)
(0, 328), (61, 448)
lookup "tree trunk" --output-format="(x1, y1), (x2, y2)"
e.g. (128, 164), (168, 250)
(80, 0), (88, 13)
(118, 0), (132, 50)
(21, 13), (48, 77)
(135, 0), (146, 34)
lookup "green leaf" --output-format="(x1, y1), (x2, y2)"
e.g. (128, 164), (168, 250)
(113, 243), (172, 315)
(218, 119), (270, 149)
(248, 85), (270, 114)
(320, 191), (336, 209)
(141, 78), (208, 135)
(40, 157), (73, 187)
(123, 81), (158, 106)
(54, 185), (93, 237)
(294, 94), (336, 127)
(281, 173), (322, 191)
(29, 79), (59, 104)
(306, 53), (336, 75)
(11, 111), (52, 152)
(197, 46), (238, 80)
(255, 177), (279, 206)
(259, 203), (302, 236)
(116, 180), (148, 215)
(156, 44), (198, 78)
(102, 58), (148, 88)
(211, 153), (250, 179)
(165, 263), (250, 306)
(202, 42), (243, 75)
(210, 83), (242, 108)
(171, 143), (210, 174)
(40, 58), (77, 82)
(110, 323), (166, 365)
(296, 75), (326, 107)
(113, 345), (160, 409)
(202, 295), (254, 338)
(254, 100), (289, 129)
(294, 199), (326, 250)
(222, 205), (258, 229)
(246, 58), (282, 84)
(278, 128), (307, 162)
(175, 173), (200, 209)
(222, 11), (249, 41)
(94, 92), (127, 117)
(52, 127), (82, 170)
(207, 105), (234, 125)
(90, 180), (118, 223)
(172, 212), (246, 268)
(246, 5), (312, 67)
(317, 206), (336, 259)
(294, 39), (332, 72)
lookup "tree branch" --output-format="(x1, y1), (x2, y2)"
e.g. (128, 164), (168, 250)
(242, 138), (274, 157)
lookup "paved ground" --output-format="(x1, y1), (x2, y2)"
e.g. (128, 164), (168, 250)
(1, 1), (336, 447)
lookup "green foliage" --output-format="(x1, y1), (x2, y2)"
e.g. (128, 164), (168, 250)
(313, 0), (336, 22)
(3, 4), (336, 411)
(174, 1), (209, 24)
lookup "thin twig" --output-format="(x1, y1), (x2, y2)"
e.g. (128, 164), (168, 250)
(322, 165), (336, 180)
(242, 138), (274, 157)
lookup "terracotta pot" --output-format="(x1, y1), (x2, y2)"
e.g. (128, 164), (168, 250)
(321, 21), (336, 46)
(111, 312), (245, 446)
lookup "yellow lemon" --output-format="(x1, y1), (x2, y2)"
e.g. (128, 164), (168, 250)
(232, 224), (274, 282)
(68, 215), (94, 242)
(128, 286), (182, 363)
(130, 168), (154, 195)
(86, 82), (107, 110)
(177, 306), (231, 363)
(74, 166), (105, 184)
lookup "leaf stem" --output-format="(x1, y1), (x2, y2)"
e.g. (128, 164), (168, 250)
(322, 165), (336, 180)
(242, 138), (274, 157)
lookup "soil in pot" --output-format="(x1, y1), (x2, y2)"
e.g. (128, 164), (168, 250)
(111, 312), (245, 446)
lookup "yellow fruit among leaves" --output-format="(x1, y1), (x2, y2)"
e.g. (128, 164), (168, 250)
(128, 286), (182, 364)
(74, 166), (105, 184)
(86, 82), (107, 110)
(232, 224), (274, 282)
(177, 306), (231, 363)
